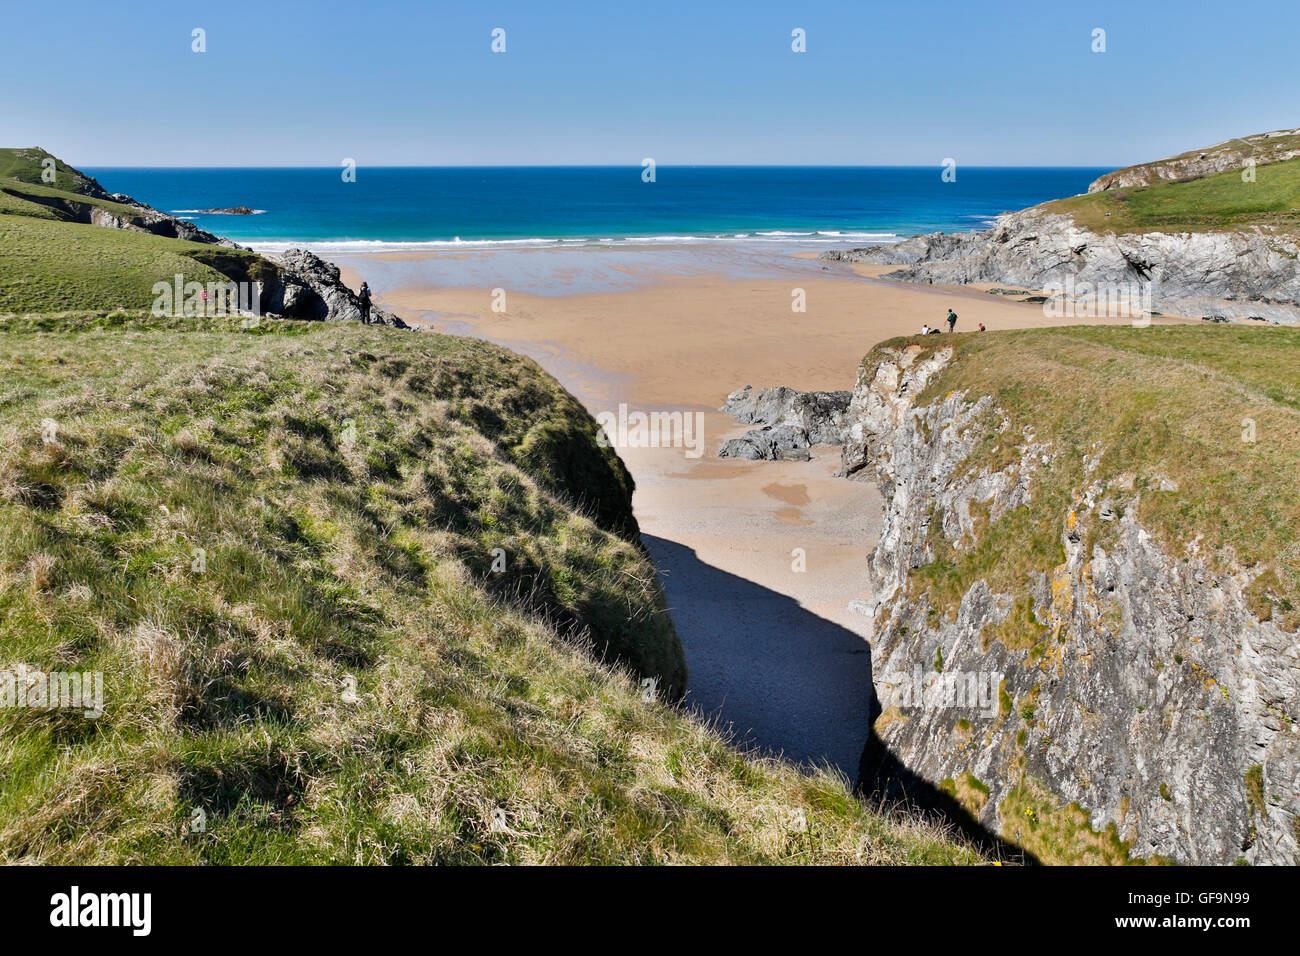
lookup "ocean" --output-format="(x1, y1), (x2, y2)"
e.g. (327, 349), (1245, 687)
(83, 165), (1108, 251)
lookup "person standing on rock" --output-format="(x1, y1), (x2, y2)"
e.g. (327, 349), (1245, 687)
(358, 282), (373, 324)
(946, 308), (957, 333)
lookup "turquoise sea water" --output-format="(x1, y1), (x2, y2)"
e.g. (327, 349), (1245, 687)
(84, 166), (1108, 251)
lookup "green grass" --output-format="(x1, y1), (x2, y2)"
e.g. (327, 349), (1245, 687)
(0, 214), (257, 312)
(0, 146), (276, 314)
(0, 313), (983, 865)
(0, 179), (144, 219)
(0, 146), (144, 224)
(0, 146), (107, 198)
(1044, 154), (1300, 236)
(997, 776), (1162, 865)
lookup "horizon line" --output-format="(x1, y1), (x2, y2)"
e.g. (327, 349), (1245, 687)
(76, 162), (1119, 171)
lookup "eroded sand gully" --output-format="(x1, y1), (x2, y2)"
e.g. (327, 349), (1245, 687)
(335, 248), (1163, 777)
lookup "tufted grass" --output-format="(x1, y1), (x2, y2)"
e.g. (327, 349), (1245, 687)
(0, 312), (984, 865)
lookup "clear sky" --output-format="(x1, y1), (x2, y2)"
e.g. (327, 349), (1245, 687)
(2, 0), (1296, 168)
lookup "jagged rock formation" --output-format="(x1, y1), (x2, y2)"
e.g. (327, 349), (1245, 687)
(822, 207), (1300, 323)
(269, 249), (408, 327)
(9, 179), (230, 245)
(846, 342), (1300, 865)
(93, 195), (232, 245)
(718, 423), (812, 461)
(717, 385), (850, 460)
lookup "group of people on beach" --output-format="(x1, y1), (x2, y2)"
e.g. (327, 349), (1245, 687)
(920, 309), (985, 335)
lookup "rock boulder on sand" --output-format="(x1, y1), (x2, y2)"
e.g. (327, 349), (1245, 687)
(718, 423), (812, 461)
(718, 385), (852, 460)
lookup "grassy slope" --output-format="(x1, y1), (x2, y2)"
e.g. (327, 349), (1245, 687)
(0, 213), (247, 313)
(0, 146), (110, 198)
(1163, 132), (1300, 163)
(1095, 131), (1300, 188)
(0, 147), (272, 313)
(1042, 151), (1300, 236)
(0, 313), (980, 864)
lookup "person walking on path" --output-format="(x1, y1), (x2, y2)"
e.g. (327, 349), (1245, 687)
(946, 308), (957, 333)
(358, 282), (373, 325)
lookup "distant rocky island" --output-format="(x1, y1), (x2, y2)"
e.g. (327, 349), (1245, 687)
(191, 206), (261, 215)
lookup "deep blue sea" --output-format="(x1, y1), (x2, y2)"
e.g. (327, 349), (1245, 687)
(83, 166), (1107, 251)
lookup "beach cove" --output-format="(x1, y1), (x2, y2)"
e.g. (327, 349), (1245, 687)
(328, 242), (1163, 778)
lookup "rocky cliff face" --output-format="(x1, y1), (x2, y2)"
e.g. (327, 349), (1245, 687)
(822, 207), (1300, 323)
(92, 196), (231, 245)
(846, 343), (1300, 864)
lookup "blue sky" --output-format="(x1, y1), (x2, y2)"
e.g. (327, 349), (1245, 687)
(2, 0), (1296, 168)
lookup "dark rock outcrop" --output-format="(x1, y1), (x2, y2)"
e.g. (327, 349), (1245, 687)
(822, 207), (1300, 323)
(718, 424), (812, 461)
(269, 249), (408, 328)
(92, 200), (231, 245)
(718, 385), (851, 460)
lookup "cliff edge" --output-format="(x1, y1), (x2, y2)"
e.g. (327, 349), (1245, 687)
(845, 327), (1300, 864)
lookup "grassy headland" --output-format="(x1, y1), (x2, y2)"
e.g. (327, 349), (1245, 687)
(1040, 129), (1300, 236)
(860, 324), (1300, 864)
(0, 147), (273, 313)
(1044, 155), (1300, 236)
(0, 310), (983, 864)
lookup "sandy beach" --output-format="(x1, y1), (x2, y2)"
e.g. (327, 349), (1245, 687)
(337, 246), (1179, 777)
